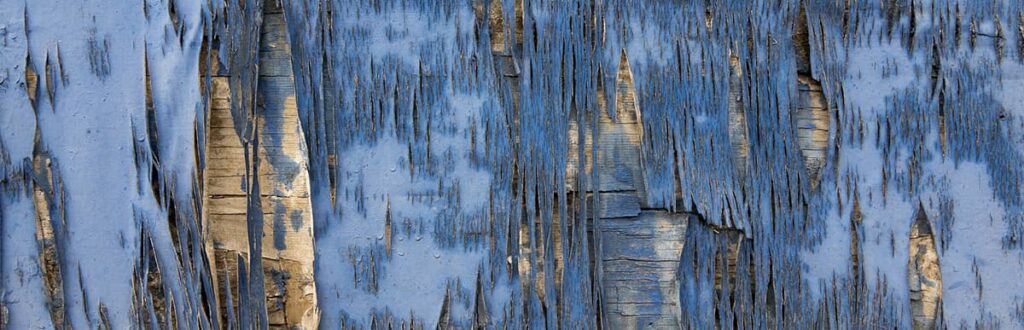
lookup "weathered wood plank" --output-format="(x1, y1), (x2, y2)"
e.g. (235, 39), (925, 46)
(600, 211), (690, 330)
(202, 9), (317, 329)
(566, 65), (647, 199)
(586, 192), (641, 219)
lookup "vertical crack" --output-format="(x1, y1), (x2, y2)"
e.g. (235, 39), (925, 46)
(384, 196), (393, 257)
(793, 2), (830, 189)
(436, 285), (452, 329)
(25, 54), (38, 110)
(908, 203), (942, 329)
(850, 188), (864, 287)
(472, 268), (491, 328)
(31, 150), (66, 329)
(488, 0), (505, 53)
(932, 44), (948, 156)
(727, 51), (749, 173)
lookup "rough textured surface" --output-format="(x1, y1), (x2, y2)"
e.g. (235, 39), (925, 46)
(2, 0), (1024, 329)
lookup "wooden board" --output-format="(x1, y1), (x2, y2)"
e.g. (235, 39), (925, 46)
(600, 211), (690, 329)
(202, 6), (318, 329)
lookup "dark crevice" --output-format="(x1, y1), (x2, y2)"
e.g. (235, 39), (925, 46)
(932, 44), (948, 156)
(850, 188), (864, 299)
(436, 286), (452, 329)
(43, 52), (55, 108)
(794, 2), (812, 76)
(384, 197), (393, 257)
(1018, 13), (1024, 61)
(472, 269), (490, 329)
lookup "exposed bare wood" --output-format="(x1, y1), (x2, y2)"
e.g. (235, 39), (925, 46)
(909, 205), (942, 330)
(601, 212), (688, 329)
(203, 4), (317, 328)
